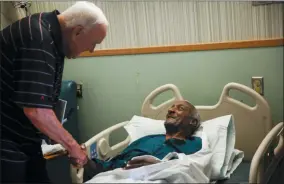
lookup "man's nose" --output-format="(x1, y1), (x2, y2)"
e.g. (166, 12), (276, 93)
(89, 45), (96, 53)
(89, 48), (94, 53)
(168, 108), (175, 114)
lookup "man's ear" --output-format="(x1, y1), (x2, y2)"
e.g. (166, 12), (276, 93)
(190, 119), (198, 127)
(72, 25), (84, 38)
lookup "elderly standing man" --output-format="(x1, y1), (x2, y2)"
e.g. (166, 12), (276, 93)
(0, 1), (108, 183)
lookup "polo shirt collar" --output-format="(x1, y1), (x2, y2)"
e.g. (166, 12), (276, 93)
(165, 138), (186, 145)
(45, 10), (65, 58)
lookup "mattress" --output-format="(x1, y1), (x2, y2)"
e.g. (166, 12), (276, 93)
(216, 161), (251, 184)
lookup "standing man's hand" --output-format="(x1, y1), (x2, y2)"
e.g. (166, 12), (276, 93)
(68, 144), (88, 168)
(23, 108), (88, 167)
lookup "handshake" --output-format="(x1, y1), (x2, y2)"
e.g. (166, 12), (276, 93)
(43, 143), (89, 168)
(68, 144), (89, 168)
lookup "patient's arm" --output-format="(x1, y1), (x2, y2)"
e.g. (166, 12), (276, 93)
(83, 158), (113, 180)
(124, 155), (161, 170)
(84, 159), (103, 180)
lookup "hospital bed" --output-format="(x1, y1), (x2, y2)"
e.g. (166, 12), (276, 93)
(69, 82), (283, 183)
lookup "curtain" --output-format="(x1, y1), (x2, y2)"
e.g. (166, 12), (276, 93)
(28, 0), (283, 50)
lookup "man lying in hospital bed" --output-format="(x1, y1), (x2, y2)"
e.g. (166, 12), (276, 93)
(84, 100), (203, 181)
(83, 99), (244, 183)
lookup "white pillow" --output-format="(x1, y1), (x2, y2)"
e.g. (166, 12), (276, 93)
(124, 114), (239, 180)
(124, 115), (211, 150)
(124, 115), (166, 144)
(124, 114), (233, 150)
(200, 114), (238, 180)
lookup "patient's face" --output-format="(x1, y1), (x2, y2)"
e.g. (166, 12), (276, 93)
(165, 100), (197, 136)
(166, 100), (191, 125)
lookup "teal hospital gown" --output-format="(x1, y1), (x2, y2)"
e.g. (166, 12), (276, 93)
(91, 134), (202, 172)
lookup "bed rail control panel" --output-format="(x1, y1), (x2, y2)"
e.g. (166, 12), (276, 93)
(90, 143), (98, 159)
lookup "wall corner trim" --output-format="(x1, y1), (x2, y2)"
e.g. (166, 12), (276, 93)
(79, 38), (284, 57)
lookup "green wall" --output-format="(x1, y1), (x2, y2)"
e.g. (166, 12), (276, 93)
(62, 46), (283, 143)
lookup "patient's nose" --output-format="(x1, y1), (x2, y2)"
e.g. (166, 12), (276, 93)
(168, 108), (175, 114)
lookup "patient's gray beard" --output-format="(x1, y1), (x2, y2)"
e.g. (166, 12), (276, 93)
(165, 122), (195, 138)
(164, 122), (179, 135)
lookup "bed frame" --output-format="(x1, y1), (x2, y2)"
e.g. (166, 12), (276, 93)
(70, 82), (283, 183)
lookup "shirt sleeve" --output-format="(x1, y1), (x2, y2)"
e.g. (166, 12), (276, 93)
(85, 158), (113, 178)
(12, 40), (56, 109)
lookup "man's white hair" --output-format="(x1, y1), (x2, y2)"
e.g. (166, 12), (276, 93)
(61, 1), (108, 30)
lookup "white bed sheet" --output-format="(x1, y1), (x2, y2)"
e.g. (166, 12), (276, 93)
(85, 114), (244, 183)
(86, 150), (212, 183)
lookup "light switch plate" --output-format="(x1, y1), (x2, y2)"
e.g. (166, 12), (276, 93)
(251, 77), (264, 96)
(76, 83), (83, 98)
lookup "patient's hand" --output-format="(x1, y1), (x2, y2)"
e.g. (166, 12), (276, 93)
(124, 155), (161, 170)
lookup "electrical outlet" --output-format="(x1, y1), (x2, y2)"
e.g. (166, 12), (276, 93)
(251, 77), (264, 96)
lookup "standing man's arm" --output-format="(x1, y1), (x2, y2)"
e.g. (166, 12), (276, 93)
(12, 38), (86, 165)
(23, 108), (83, 157)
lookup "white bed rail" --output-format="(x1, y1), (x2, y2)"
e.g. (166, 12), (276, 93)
(71, 121), (131, 183)
(141, 82), (272, 160)
(84, 121), (130, 159)
(249, 122), (283, 183)
(196, 83), (273, 160)
(141, 84), (183, 120)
